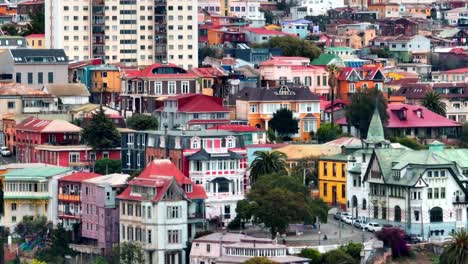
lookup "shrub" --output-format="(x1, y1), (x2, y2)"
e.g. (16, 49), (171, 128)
(321, 249), (357, 264)
(376, 227), (410, 258)
(299, 248), (321, 264)
(340, 242), (364, 261)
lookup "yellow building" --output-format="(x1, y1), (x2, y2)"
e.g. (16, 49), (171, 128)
(318, 153), (349, 208)
(25, 34), (45, 49)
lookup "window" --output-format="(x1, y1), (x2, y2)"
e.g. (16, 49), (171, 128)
(7, 101), (15, 109)
(303, 120), (316, 132)
(207, 244), (211, 252)
(167, 230), (180, 244)
(181, 81), (189, 94)
(69, 152), (80, 163)
(37, 72), (43, 84)
(341, 184), (345, 198)
(11, 203), (16, 211)
(323, 183), (327, 196)
(226, 137), (235, 148)
(155, 82), (162, 94)
(382, 207), (387, 220)
(434, 188), (439, 199)
(250, 104), (257, 113)
(430, 207), (443, 222)
(441, 187), (445, 199)
(428, 188), (432, 199)
(191, 137), (200, 149)
(103, 152), (109, 159)
(167, 206), (181, 219)
(27, 72), (33, 84)
(147, 206), (152, 219)
(349, 83), (355, 93)
(168, 82), (176, 94)
(16, 72), (21, 83)
(374, 206), (379, 218)
(394, 206), (401, 222)
(148, 230), (152, 244)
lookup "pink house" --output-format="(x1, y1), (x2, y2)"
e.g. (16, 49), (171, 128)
(259, 56), (329, 95)
(81, 173), (129, 255)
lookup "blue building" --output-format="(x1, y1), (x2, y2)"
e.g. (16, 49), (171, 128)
(280, 18), (312, 39)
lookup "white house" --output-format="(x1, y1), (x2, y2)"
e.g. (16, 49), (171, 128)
(243, 28), (290, 44)
(117, 159), (207, 264)
(42, 83), (90, 110)
(371, 35), (431, 53)
(229, 0), (265, 27)
(291, 0), (345, 17)
(190, 232), (310, 264)
(444, 7), (468, 26)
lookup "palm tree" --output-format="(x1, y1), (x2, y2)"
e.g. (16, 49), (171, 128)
(249, 151), (287, 184)
(440, 228), (468, 264)
(422, 91), (447, 116)
(327, 64), (341, 125)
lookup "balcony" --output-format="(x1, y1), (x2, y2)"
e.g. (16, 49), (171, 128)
(188, 212), (204, 220)
(453, 195), (468, 204)
(58, 194), (80, 202)
(58, 211), (80, 219)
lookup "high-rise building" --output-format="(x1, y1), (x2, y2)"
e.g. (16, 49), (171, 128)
(45, 0), (198, 68)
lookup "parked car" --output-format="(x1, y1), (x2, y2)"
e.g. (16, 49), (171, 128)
(353, 219), (366, 228)
(343, 215), (353, 224)
(404, 234), (423, 244)
(364, 222), (382, 232)
(333, 212), (342, 220)
(0, 146), (11, 157)
(340, 212), (350, 222)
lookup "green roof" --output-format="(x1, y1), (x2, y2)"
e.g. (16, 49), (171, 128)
(348, 163), (361, 174)
(325, 47), (354, 52)
(320, 153), (348, 162)
(311, 53), (341, 65)
(365, 106), (386, 143)
(4, 167), (72, 181)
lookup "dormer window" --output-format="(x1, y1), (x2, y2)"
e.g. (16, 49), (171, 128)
(416, 110), (422, 118)
(226, 136), (236, 148)
(191, 137), (200, 149)
(175, 137), (181, 149)
(184, 184), (193, 193)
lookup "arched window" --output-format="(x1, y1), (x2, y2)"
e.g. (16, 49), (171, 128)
(226, 136), (236, 148)
(191, 137), (200, 149)
(362, 199), (367, 210)
(430, 207), (443, 222)
(394, 206), (402, 222)
(352, 196), (358, 208)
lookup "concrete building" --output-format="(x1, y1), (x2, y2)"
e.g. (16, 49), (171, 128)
(291, 0), (345, 17)
(3, 167), (73, 228)
(81, 173), (129, 255)
(0, 49), (68, 89)
(41, 83), (90, 110)
(45, 0), (197, 68)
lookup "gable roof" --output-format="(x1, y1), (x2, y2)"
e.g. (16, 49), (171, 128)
(311, 53), (343, 66)
(137, 159), (207, 200)
(236, 86), (321, 102)
(59, 172), (102, 182)
(43, 83), (90, 97)
(16, 116), (81, 133)
(165, 94), (228, 113)
(387, 104), (460, 128)
(365, 106), (387, 143)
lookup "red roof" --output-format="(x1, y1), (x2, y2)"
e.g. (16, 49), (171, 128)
(25, 34), (45, 39)
(123, 63), (198, 79)
(336, 103), (460, 128)
(132, 159), (207, 200)
(16, 117), (81, 133)
(271, 56), (309, 60)
(338, 67), (357, 81)
(243, 27), (289, 36)
(320, 99), (347, 111)
(208, 124), (265, 132)
(190, 67), (226, 78)
(165, 94), (229, 113)
(117, 177), (172, 202)
(441, 67), (468, 74)
(59, 172), (102, 182)
(188, 119), (230, 124)
(18, 0), (44, 5)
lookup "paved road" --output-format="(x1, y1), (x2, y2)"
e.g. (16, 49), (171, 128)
(0, 155), (16, 165)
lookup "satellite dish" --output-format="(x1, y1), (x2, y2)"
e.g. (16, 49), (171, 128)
(229, 79), (240, 85)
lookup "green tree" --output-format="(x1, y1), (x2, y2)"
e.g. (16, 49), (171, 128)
(35, 224), (76, 264)
(22, 11), (45, 35)
(266, 128), (277, 143)
(340, 242), (364, 262)
(249, 151), (287, 184)
(440, 228), (468, 264)
(240, 173), (328, 237)
(260, 8), (275, 24)
(113, 242), (145, 264)
(92, 256), (108, 264)
(461, 122), (468, 147)
(244, 256), (277, 264)
(269, 108), (299, 139)
(255, 36), (321, 61)
(422, 91), (447, 116)
(126, 114), (158, 130)
(345, 89), (389, 138)
(1, 24), (19, 36)
(198, 46), (223, 65)
(327, 64), (341, 124)
(94, 158), (121, 174)
(321, 249), (357, 264)
(82, 106), (120, 149)
(316, 123), (342, 143)
(299, 248), (321, 264)
(15, 216), (47, 238)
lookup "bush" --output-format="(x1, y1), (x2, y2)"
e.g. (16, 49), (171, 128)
(376, 227), (410, 258)
(321, 249), (357, 264)
(317, 123), (342, 143)
(299, 248), (321, 264)
(94, 158), (121, 175)
(126, 114), (158, 131)
(340, 242), (364, 261)
(389, 137), (425, 150)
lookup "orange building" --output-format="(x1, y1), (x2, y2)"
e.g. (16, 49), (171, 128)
(0, 4), (16, 15)
(87, 65), (121, 107)
(337, 65), (386, 102)
(190, 67), (227, 96)
(235, 85), (321, 141)
(25, 34), (45, 48)
(368, 3), (400, 18)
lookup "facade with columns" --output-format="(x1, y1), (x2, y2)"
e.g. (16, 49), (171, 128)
(120, 63), (198, 115)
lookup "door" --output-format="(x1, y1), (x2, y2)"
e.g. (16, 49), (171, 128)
(332, 186), (337, 206)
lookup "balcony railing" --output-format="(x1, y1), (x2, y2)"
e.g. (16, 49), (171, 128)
(58, 211), (80, 218)
(188, 212), (204, 219)
(58, 194), (80, 202)
(453, 195), (468, 204)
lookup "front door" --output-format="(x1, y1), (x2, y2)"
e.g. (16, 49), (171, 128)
(332, 186), (337, 206)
